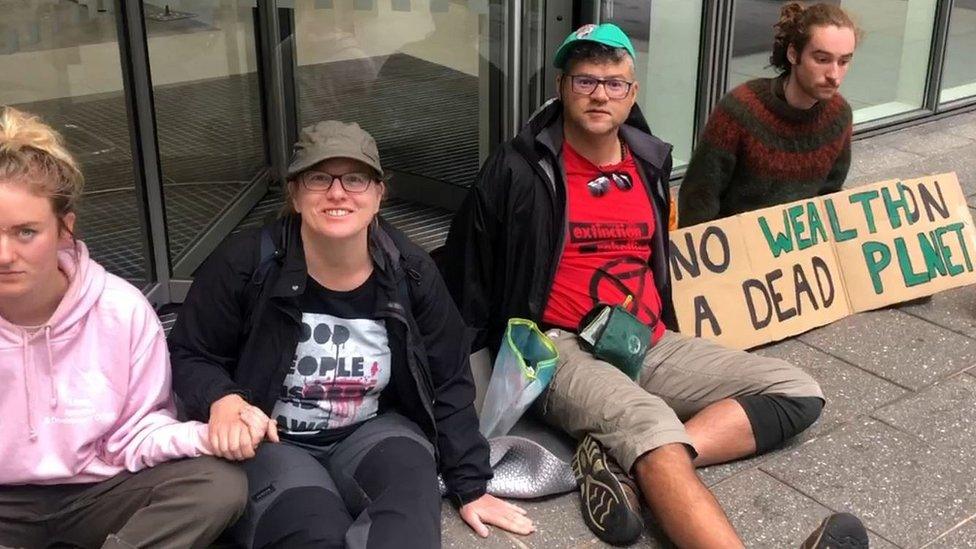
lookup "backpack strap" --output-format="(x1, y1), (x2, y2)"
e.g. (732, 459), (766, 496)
(244, 225), (284, 336)
(397, 275), (412, 319)
(251, 225), (279, 286)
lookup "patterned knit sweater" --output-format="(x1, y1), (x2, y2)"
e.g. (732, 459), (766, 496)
(678, 76), (852, 227)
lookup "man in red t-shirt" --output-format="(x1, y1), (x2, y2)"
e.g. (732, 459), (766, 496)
(443, 23), (866, 549)
(542, 138), (665, 345)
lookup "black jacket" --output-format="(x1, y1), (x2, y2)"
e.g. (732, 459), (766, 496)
(440, 99), (677, 352)
(169, 215), (491, 505)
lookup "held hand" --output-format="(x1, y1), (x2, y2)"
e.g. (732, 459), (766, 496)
(459, 494), (535, 537)
(240, 405), (281, 445)
(208, 394), (257, 461)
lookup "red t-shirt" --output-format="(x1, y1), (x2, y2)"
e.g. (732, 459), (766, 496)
(542, 141), (666, 343)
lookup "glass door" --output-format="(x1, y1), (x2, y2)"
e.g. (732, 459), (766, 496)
(590, 0), (705, 170)
(253, 0), (519, 251)
(292, 0), (504, 188)
(141, 1), (271, 278)
(729, 0), (938, 124)
(0, 1), (153, 287)
(941, 1), (976, 104)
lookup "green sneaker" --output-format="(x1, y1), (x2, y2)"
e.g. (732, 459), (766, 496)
(572, 435), (644, 546)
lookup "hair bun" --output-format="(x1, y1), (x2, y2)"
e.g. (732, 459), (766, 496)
(775, 2), (806, 40)
(0, 108), (73, 167)
(780, 1), (806, 22)
(0, 106), (84, 217)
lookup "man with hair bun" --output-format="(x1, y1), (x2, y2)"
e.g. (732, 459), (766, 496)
(679, 1), (859, 227)
(444, 22), (868, 548)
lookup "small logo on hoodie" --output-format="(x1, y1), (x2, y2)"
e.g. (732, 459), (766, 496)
(43, 397), (113, 426)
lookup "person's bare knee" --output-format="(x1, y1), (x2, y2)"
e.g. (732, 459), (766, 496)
(685, 399), (755, 466)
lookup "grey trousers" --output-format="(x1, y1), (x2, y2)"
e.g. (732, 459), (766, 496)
(229, 413), (439, 549)
(0, 456), (247, 549)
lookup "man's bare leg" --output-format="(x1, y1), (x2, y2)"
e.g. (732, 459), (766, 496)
(684, 398), (756, 467)
(633, 444), (743, 549)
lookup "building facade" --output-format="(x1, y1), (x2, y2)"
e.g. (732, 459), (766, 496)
(2, 0), (974, 304)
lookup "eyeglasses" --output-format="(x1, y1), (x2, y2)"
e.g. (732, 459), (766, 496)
(587, 172), (633, 197)
(567, 75), (635, 100)
(300, 171), (375, 193)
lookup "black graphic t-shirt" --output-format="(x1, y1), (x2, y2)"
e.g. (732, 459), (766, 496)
(272, 271), (392, 444)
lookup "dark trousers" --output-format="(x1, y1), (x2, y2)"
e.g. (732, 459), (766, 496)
(0, 456), (247, 549)
(230, 413), (440, 549)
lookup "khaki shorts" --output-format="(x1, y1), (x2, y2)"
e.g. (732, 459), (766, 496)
(537, 329), (824, 472)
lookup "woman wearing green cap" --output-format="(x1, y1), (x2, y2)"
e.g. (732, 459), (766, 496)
(169, 120), (534, 547)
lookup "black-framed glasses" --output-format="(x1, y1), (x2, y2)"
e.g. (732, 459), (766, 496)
(587, 172), (633, 197)
(567, 75), (635, 100)
(300, 171), (376, 193)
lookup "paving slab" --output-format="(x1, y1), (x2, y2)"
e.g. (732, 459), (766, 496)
(697, 437), (803, 487)
(850, 140), (926, 178)
(713, 469), (897, 549)
(912, 144), (976, 193)
(846, 112), (976, 192)
(699, 339), (906, 487)
(943, 114), (976, 140)
(761, 419), (976, 548)
(846, 146), (976, 197)
(441, 495), (669, 548)
(899, 286), (976, 339)
(714, 468), (832, 548)
(898, 145), (976, 196)
(755, 339), (907, 436)
(872, 373), (976, 453)
(870, 124), (975, 158)
(798, 308), (976, 390)
(926, 518), (976, 548)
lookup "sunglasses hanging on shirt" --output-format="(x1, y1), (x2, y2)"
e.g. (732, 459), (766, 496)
(587, 171), (633, 197)
(585, 139), (632, 197)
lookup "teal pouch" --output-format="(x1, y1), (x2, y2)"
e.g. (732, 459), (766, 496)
(579, 304), (652, 380)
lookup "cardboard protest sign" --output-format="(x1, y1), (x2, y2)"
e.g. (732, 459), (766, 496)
(671, 173), (976, 350)
(828, 175), (976, 310)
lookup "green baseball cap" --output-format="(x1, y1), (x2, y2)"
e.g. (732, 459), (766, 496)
(553, 23), (636, 69)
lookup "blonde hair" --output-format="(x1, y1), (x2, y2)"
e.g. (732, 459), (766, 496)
(0, 106), (84, 228)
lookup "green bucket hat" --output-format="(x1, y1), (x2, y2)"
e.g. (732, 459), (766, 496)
(553, 23), (636, 69)
(287, 120), (383, 179)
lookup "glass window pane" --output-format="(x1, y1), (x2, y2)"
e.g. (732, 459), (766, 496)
(602, 1), (704, 169)
(0, 2), (150, 287)
(143, 1), (267, 265)
(293, 0), (502, 191)
(730, 0), (937, 124)
(941, 3), (976, 103)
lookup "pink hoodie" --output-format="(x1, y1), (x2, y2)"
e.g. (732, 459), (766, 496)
(0, 242), (211, 485)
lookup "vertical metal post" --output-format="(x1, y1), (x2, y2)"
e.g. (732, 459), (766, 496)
(504, 0), (524, 140)
(694, 0), (734, 144)
(925, 0), (955, 112)
(522, 0), (547, 116)
(580, 0), (600, 23)
(257, 2), (293, 182)
(114, 0), (171, 304)
(542, 0), (573, 101)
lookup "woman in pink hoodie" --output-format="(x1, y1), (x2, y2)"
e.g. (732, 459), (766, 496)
(0, 106), (247, 548)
